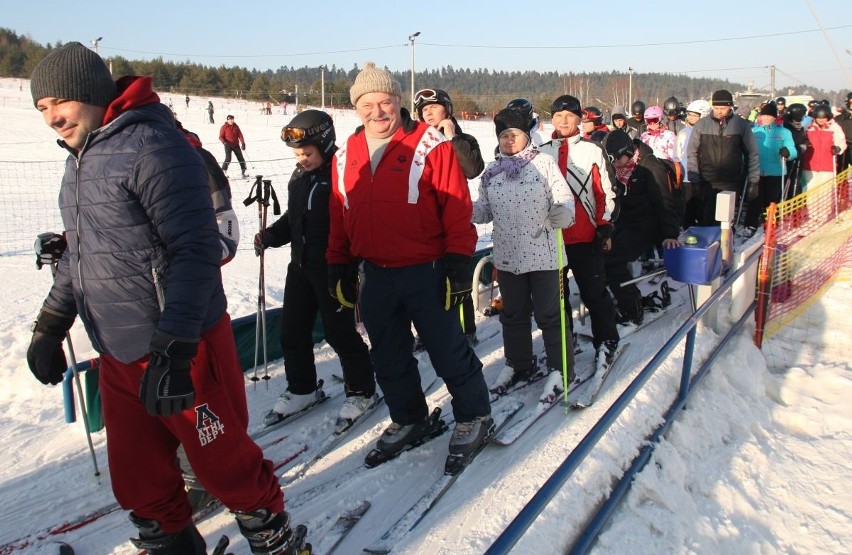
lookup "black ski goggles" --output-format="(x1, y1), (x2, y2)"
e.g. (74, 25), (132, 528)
(550, 98), (582, 116)
(413, 88), (438, 109)
(281, 126), (307, 144)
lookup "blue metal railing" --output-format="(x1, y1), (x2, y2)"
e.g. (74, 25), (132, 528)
(486, 247), (762, 554)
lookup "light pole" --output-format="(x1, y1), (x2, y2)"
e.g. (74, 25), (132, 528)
(409, 31), (421, 113)
(91, 37), (102, 55)
(628, 67), (633, 111)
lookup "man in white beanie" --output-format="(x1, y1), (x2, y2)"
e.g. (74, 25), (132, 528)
(327, 62), (492, 473)
(28, 42), (299, 555)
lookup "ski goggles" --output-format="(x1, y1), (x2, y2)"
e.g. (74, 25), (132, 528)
(414, 88), (438, 109)
(281, 126), (307, 144)
(644, 118), (661, 124)
(550, 98), (582, 117)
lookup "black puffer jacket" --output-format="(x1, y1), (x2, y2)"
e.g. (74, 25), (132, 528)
(262, 153), (336, 268)
(44, 101), (225, 363)
(616, 140), (680, 241)
(687, 111), (759, 189)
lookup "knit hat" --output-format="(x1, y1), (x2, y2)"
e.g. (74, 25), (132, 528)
(494, 107), (533, 137)
(550, 94), (583, 118)
(30, 42), (116, 108)
(603, 130), (635, 160)
(758, 102), (778, 118)
(349, 61), (402, 106)
(611, 112), (626, 122)
(710, 89), (734, 107)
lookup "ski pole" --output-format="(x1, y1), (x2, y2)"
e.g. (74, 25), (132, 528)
(556, 229), (570, 408)
(60, 320), (101, 477)
(35, 233), (100, 477)
(244, 176), (265, 387)
(735, 178), (749, 229)
(779, 154), (787, 227)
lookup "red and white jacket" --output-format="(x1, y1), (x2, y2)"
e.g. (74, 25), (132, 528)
(328, 117), (477, 267)
(803, 119), (846, 173)
(538, 133), (617, 245)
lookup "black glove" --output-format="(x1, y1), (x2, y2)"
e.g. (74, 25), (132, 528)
(442, 254), (472, 311)
(779, 146), (790, 159)
(831, 145), (842, 155)
(139, 330), (198, 417)
(27, 310), (75, 385)
(594, 224), (612, 253)
(747, 181), (760, 202)
(34, 232), (67, 270)
(687, 171), (701, 184)
(328, 264), (357, 309)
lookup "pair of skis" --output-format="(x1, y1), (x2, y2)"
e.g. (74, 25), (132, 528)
(493, 343), (631, 446)
(362, 399), (524, 553)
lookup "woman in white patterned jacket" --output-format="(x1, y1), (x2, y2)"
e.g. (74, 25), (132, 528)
(472, 105), (575, 397)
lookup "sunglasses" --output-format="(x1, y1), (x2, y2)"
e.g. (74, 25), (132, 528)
(645, 118), (661, 124)
(281, 126), (306, 143)
(414, 88), (437, 109)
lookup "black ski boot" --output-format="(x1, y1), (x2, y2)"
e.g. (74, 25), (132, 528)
(235, 509), (307, 554)
(446, 415), (495, 474)
(128, 512), (206, 554)
(365, 408), (448, 467)
(616, 297), (644, 326)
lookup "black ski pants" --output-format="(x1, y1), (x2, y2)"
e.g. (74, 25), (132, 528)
(604, 227), (655, 319)
(497, 268), (574, 375)
(360, 260), (491, 425)
(744, 175), (783, 228)
(280, 261), (374, 396)
(222, 144), (246, 173)
(564, 242), (620, 348)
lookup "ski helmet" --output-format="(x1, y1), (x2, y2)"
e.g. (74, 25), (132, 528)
(644, 105), (664, 121)
(631, 100), (646, 117)
(663, 96), (680, 116)
(281, 109), (336, 160)
(785, 103), (807, 123)
(775, 96), (786, 107)
(582, 106), (603, 124)
(550, 95), (583, 118)
(812, 103), (833, 120)
(414, 88), (453, 120)
(686, 99), (712, 118)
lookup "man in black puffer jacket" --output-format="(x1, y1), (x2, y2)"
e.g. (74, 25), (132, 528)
(602, 131), (681, 325)
(27, 43), (300, 555)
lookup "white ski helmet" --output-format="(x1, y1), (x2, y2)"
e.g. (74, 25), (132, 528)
(686, 99), (712, 118)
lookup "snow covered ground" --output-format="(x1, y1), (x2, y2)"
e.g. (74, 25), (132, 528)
(0, 78), (849, 554)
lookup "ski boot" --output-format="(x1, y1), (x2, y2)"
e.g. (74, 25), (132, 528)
(128, 513), (206, 555)
(335, 392), (380, 434)
(365, 408), (448, 467)
(235, 509), (308, 555)
(446, 415), (495, 475)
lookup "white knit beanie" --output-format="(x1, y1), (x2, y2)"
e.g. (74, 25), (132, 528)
(349, 62), (402, 106)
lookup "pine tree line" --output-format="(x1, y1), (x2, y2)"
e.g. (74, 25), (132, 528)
(1, 28), (834, 115)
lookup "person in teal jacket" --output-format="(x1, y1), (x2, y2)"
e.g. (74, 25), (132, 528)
(743, 102), (797, 234)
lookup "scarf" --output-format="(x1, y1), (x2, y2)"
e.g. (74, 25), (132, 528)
(482, 144), (538, 182)
(615, 149), (640, 186)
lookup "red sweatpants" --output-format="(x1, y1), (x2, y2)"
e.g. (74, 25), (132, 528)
(99, 314), (284, 533)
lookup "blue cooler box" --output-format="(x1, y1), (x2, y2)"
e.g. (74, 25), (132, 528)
(664, 226), (723, 285)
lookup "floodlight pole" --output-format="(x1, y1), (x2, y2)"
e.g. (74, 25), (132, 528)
(628, 67), (634, 109)
(91, 37), (102, 55)
(409, 32), (421, 113)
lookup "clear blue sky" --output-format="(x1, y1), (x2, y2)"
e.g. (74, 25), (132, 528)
(6, 0), (852, 94)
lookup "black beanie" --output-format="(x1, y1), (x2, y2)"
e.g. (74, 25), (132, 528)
(30, 42), (117, 108)
(758, 102), (778, 118)
(495, 107), (533, 137)
(603, 130), (635, 160)
(710, 89), (734, 107)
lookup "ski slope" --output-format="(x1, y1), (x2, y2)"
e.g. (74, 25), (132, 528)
(0, 79), (849, 554)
